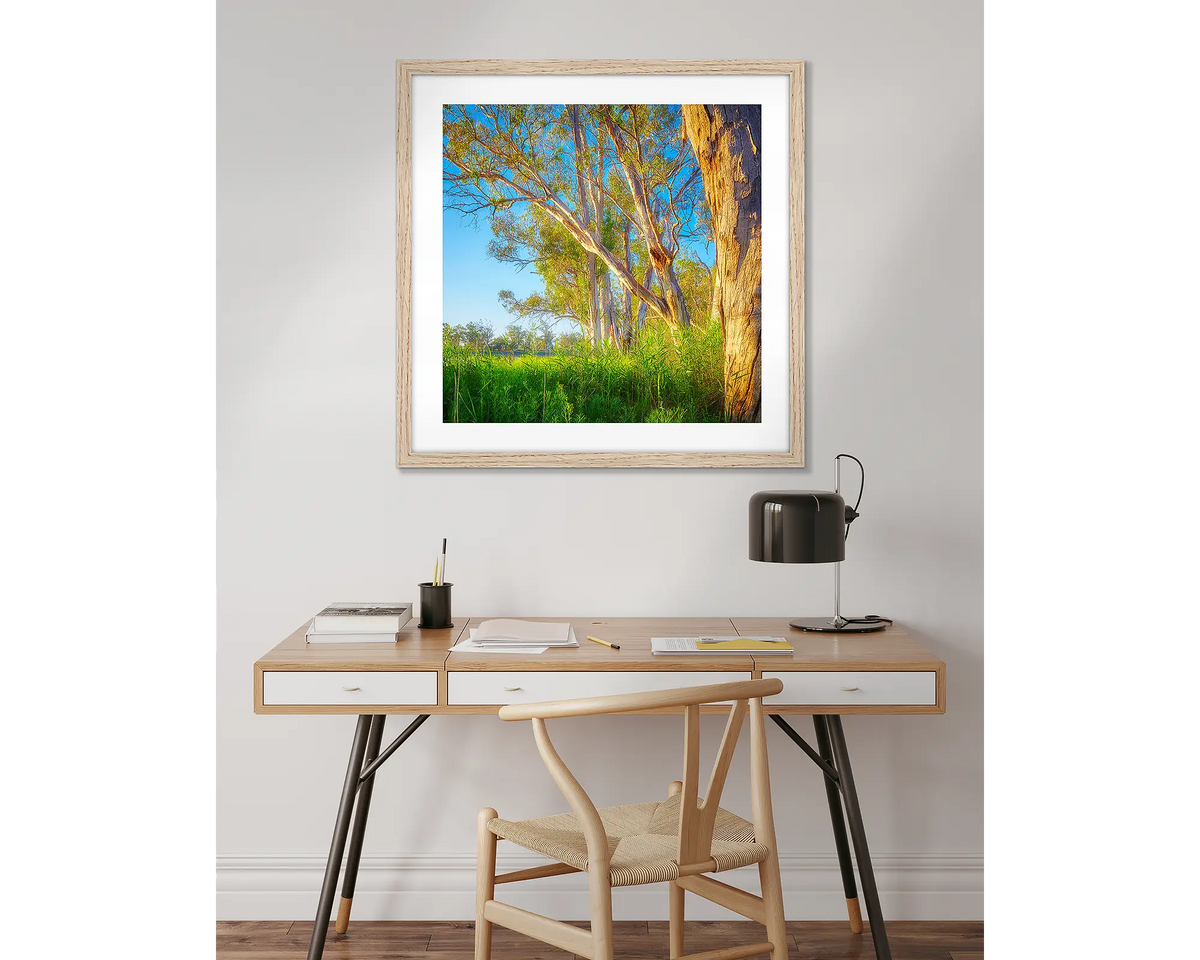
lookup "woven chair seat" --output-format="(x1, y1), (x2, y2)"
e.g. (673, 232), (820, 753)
(487, 792), (768, 887)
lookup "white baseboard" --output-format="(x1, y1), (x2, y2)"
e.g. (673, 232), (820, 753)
(217, 852), (982, 921)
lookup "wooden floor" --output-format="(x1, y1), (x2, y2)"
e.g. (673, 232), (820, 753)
(217, 920), (983, 960)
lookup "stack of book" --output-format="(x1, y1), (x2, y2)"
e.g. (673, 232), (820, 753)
(305, 602), (413, 643)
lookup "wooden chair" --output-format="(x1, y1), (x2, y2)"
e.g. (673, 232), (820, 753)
(475, 678), (788, 960)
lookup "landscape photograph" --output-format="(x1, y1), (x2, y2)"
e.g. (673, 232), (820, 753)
(442, 103), (763, 424)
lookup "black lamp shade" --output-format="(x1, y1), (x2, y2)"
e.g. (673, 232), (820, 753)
(749, 491), (847, 563)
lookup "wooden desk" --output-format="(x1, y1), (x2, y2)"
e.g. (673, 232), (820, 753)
(255, 617), (945, 716)
(254, 617), (945, 960)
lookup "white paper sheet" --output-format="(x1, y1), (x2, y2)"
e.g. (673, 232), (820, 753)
(473, 619), (575, 644)
(449, 639), (549, 654)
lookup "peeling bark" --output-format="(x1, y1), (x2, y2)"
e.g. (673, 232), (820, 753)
(682, 104), (762, 423)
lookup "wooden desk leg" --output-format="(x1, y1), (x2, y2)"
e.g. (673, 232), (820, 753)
(812, 716), (863, 934)
(307, 716), (372, 960)
(824, 715), (892, 960)
(336, 715), (387, 935)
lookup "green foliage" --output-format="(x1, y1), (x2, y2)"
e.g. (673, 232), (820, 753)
(443, 318), (725, 423)
(491, 209), (593, 336)
(443, 320), (496, 353)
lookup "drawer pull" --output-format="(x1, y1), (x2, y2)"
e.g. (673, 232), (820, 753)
(342, 685), (362, 692)
(841, 686), (861, 692)
(503, 686), (522, 692)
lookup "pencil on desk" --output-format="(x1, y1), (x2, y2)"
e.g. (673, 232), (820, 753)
(586, 635), (620, 650)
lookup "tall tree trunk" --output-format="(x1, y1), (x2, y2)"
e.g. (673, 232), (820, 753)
(658, 262), (690, 332)
(600, 272), (619, 343)
(622, 218), (634, 348)
(591, 139), (618, 348)
(635, 263), (655, 332)
(569, 106), (600, 346)
(682, 104), (762, 423)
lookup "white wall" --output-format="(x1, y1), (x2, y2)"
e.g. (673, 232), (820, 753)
(217, 0), (982, 920)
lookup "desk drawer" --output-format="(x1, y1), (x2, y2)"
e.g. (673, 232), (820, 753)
(262, 671), (438, 706)
(763, 671), (937, 706)
(447, 671), (753, 706)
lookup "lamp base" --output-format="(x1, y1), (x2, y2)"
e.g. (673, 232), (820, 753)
(789, 616), (889, 634)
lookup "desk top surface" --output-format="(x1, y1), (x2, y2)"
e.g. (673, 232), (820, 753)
(255, 616), (943, 672)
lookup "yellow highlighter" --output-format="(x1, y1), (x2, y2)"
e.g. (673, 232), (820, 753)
(586, 635), (621, 650)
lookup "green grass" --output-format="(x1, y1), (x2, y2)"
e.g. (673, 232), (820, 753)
(444, 321), (726, 423)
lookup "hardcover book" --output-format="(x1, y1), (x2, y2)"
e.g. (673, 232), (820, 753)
(310, 602), (413, 634)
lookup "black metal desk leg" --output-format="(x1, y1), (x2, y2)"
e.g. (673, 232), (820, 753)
(812, 716), (863, 934)
(307, 715), (372, 960)
(825, 715), (892, 960)
(336, 715), (386, 935)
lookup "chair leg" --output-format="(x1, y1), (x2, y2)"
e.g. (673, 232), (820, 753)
(749, 700), (789, 960)
(757, 848), (789, 960)
(668, 880), (685, 958)
(588, 865), (615, 960)
(667, 780), (684, 958)
(475, 808), (498, 960)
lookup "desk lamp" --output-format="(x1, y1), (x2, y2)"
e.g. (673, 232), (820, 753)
(748, 453), (889, 633)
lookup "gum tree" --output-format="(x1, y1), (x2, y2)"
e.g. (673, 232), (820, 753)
(681, 104), (763, 422)
(443, 104), (703, 334)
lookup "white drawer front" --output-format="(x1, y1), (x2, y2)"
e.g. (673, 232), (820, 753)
(448, 671), (753, 706)
(763, 671), (937, 706)
(262, 671), (438, 706)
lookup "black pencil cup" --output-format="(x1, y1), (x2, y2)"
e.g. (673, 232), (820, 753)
(418, 582), (453, 628)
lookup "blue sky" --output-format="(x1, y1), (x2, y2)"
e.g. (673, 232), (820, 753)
(442, 207), (541, 333)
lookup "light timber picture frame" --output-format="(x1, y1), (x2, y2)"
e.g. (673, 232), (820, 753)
(397, 59), (804, 468)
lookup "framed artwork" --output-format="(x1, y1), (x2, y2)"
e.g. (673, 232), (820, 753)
(397, 60), (804, 467)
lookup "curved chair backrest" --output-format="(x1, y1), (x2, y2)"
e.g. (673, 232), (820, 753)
(497, 677), (782, 721)
(501, 678), (784, 873)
